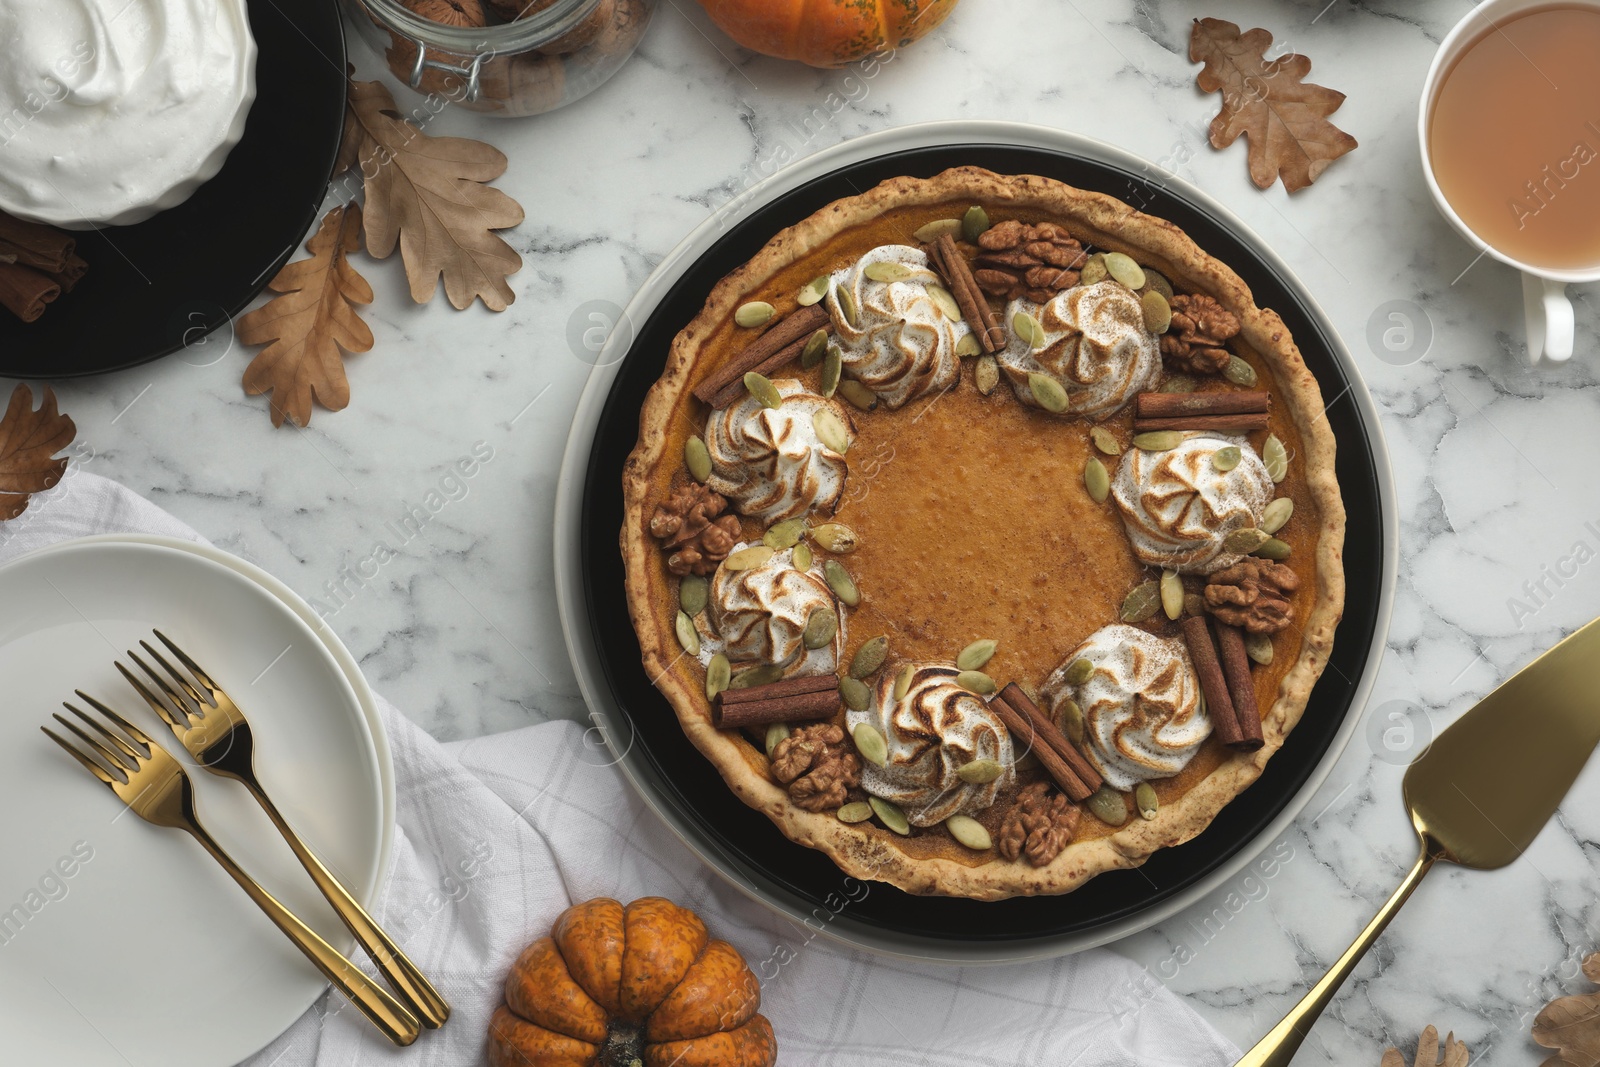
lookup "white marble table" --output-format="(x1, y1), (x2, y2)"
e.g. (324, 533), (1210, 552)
(14, 0), (1600, 1061)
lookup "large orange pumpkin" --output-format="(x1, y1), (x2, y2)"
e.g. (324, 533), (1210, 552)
(696, 0), (960, 68)
(488, 897), (778, 1067)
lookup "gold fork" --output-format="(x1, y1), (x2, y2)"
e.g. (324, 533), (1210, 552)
(117, 631), (450, 1029)
(42, 696), (421, 1046)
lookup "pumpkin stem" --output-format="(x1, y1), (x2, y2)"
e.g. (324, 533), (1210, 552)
(600, 1021), (645, 1067)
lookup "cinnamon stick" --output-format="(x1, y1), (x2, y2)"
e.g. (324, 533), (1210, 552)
(0, 212), (74, 274)
(1135, 390), (1270, 419)
(1212, 622), (1264, 751)
(707, 331), (814, 409)
(1132, 412), (1270, 433)
(44, 252), (88, 294)
(997, 683), (1103, 795)
(692, 303), (830, 406)
(0, 263), (60, 323)
(714, 687), (839, 729)
(717, 673), (837, 704)
(930, 234), (1004, 353)
(1180, 616), (1243, 747)
(988, 693), (1090, 801)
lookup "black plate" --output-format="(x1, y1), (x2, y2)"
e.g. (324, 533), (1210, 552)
(582, 144), (1384, 946)
(0, 0), (347, 379)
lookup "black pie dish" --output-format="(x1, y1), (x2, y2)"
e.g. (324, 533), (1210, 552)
(0, 0), (348, 378)
(580, 142), (1385, 951)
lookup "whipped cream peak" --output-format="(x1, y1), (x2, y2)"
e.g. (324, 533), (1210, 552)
(846, 663), (1014, 826)
(1042, 625), (1209, 790)
(1112, 431), (1273, 574)
(828, 244), (971, 410)
(704, 379), (853, 523)
(0, 0), (258, 227)
(997, 281), (1161, 419)
(706, 543), (844, 677)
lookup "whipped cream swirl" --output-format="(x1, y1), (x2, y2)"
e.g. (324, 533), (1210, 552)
(828, 245), (971, 410)
(704, 379), (853, 523)
(0, 0), (258, 227)
(1043, 625), (1210, 790)
(707, 545), (844, 676)
(997, 282), (1161, 419)
(1112, 431), (1273, 574)
(846, 664), (1014, 826)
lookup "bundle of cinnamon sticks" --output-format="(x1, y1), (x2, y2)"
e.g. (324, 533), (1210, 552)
(990, 683), (1103, 801)
(1133, 390), (1270, 433)
(1180, 615), (1264, 751)
(0, 212), (88, 323)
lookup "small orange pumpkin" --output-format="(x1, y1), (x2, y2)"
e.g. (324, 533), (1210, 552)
(488, 897), (778, 1067)
(695, 0), (960, 68)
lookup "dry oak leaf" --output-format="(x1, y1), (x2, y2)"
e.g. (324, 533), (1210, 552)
(1189, 17), (1358, 193)
(0, 383), (75, 520)
(346, 78), (524, 311)
(1534, 951), (1600, 1065)
(1380, 1025), (1468, 1067)
(238, 203), (374, 428)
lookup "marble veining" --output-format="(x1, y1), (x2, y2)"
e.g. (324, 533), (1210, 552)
(9, 0), (1600, 1060)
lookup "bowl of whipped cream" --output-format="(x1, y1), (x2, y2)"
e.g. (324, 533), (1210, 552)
(0, 0), (258, 228)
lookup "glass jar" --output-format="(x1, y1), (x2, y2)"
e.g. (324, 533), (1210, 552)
(341, 0), (655, 118)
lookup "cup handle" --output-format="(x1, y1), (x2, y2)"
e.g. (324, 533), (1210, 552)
(1523, 273), (1574, 363)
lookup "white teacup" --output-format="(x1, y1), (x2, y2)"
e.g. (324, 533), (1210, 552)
(1418, 0), (1596, 363)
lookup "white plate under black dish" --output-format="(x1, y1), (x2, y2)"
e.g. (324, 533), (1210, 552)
(553, 122), (1397, 962)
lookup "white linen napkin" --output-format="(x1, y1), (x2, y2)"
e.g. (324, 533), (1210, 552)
(1, 471), (1240, 1067)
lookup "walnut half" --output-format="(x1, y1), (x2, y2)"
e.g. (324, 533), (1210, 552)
(769, 724), (862, 813)
(649, 482), (741, 576)
(1204, 558), (1300, 634)
(1159, 293), (1241, 375)
(998, 782), (1081, 867)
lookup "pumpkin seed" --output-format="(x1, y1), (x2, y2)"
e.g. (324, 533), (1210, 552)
(744, 371), (782, 409)
(1120, 581), (1161, 623)
(811, 522), (859, 554)
(735, 301), (774, 328)
(893, 662), (915, 702)
(1211, 445), (1242, 472)
(1160, 569), (1184, 621)
(837, 379), (878, 411)
(792, 542), (813, 571)
(1245, 631), (1275, 665)
(1261, 497), (1294, 535)
(800, 327), (829, 368)
(1029, 372), (1069, 413)
(974, 355), (1000, 396)
(765, 722), (790, 757)
(1183, 593), (1205, 617)
(1059, 698), (1085, 746)
(1090, 425), (1122, 455)
(955, 332), (983, 357)
(956, 638), (998, 671)
(870, 796), (911, 835)
(820, 344), (842, 397)
(1135, 782), (1159, 821)
(1223, 355), (1258, 387)
(946, 815), (992, 851)
(957, 759), (1003, 785)
(839, 676), (871, 711)
(1252, 537), (1292, 560)
(824, 559), (860, 607)
(1137, 290), (1171, 334)
(1064, 657), (1094, 686)
(797, 275), (830, 307)
(928, 284), (962, 322)
(961, 205), (990, 243)
(1085, 457), (1110, 502)
(837, 801), (874, 823)
(1104, 252), (1146, 290)
(1141, 268), (1174, 301)
(802, 608), (839, 650)
(849, 636), (889, 679)
(913, 218), (963, 243)
(1133, 430), (1183, 452)
(705, 653), (730, 699)
(1079, 253), (1108, 286)
(836, 285), (860, 328)
(1160, 375), (1197, 393)
(1223, 527), (1271, 555)
(675, 611), (700, 655)
(763, 518), (807, 551)
(724, 544), (774, 571)
(730, 663), (783, 689)
(851, 722), (888, 766)
(956, 670), (997, 695)
(1263, 434), (1288, 482)
(685, 435), (712, 483)
(1087, 786), (1128, 826)
(1013, 311), (1047, 349)
(679, 575), (709, 616)
(812, 407), (851, 455)
(865, 260), (913, 283)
